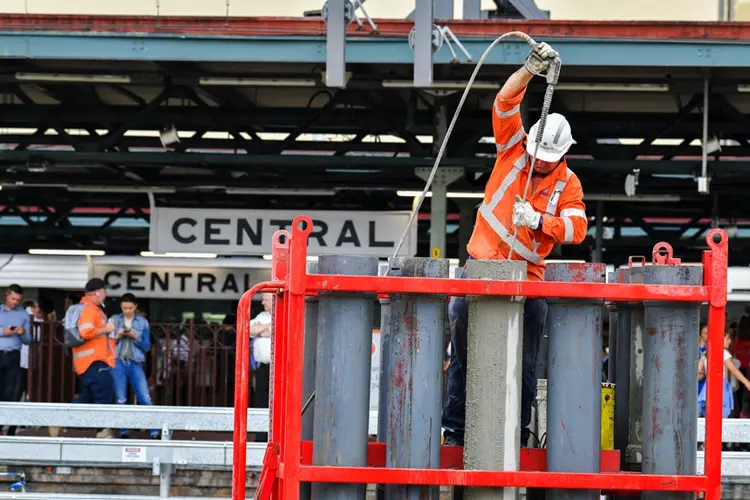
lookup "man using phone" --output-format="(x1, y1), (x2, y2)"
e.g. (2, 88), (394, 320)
(0, 284), (31, 435)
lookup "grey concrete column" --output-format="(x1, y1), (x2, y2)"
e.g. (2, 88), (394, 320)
(545, 263), (606, 500)
(385, 257), (449, 500)
(625, 267), (646, 467)
(640, 265), (702, 500)
(312, 255), (379, 500)
(376, 295), (391, 500)
(612, 268), (632, 466)
(300, 262), (319, 500)
(464, 259), (527, 500)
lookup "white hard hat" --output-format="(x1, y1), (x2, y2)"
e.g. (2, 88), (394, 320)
(526, 113), (573, 163)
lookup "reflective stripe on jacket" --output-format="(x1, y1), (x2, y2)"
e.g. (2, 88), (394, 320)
(72, 297), (115, 375)
(467, 87), (588, 282)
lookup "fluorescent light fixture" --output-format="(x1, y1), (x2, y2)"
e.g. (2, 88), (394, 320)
(29, 249), (105, 256)
(15, 72), (131, 84)
(584, 194), (681, 202)
(226, 188), (336, 196)
(140, 252), (217, 259)
(67, 186), (176, 194)
(383, 80), (498, 90)
(263, 254), (318, 262)
(738, 85), (750, 93)
(396, 190), (484, 199)
(555, 83), (668, 92)
(199, 77), (316, 87)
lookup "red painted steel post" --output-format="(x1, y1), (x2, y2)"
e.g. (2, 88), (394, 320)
(281, 217), (314, 500)
(703, 229), (728, 500)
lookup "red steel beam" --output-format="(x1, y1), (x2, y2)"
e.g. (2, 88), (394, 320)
(1, 14), (750, 40)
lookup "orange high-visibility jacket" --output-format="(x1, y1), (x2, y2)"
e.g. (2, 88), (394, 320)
(72, 297), (115, 375)
(467, 87), (588, 282)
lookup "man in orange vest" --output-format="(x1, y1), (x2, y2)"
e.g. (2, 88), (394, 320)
(442, 42), (588, 447)
(72, 278), (117, 437)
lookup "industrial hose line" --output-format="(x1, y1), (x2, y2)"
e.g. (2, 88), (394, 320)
(300, 33), (560, 417)
(388, 30), (562, 268)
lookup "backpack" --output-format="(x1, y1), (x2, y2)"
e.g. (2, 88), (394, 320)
(63, 303), (87, 348)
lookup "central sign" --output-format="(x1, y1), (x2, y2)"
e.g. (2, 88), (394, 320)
(149, 208), (417, 257)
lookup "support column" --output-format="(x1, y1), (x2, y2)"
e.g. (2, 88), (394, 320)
(464, 259), (526, 500)
(545, 263), (606, 500)
(606, 275), (618, 384)
(613, 268), (632, 467)
(593, 200), (604, 263)
(325, 0), (347, 88)
(457, 200), (475, 266)
(312, 255), (379, 500)
(413, 0), (434, 87)
(462, 0), (481, 19)
(301, 262), (319, 500)
(416, 167), (464, 260)
(625, 267), (646, 468)
(376, 294), (391, 500)
(640, 264), (701, 500)
(385, 257), (449, 500)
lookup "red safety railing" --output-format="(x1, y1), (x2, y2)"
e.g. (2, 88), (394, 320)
(234, 216), (728, 500)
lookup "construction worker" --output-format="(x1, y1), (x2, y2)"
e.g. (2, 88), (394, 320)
(72, 278), (117, 438)
(442, 42), (588, 447)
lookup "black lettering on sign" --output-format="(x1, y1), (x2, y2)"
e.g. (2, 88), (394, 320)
(369, 221), (394, 248)
(103, 271), (122, 291)
(237, 219), (262, 246)
(173, 218), (197, 244)
(244, 273), (251, 291)
(205, 218), (230, 245)
(174, 273), (192, 292)
(127, 271), (146, 291)
(336, 220), (361, 247)
(309, 219), (328, 247)
(197, 273), (216, 293)
(221, 274), (239, 294)
(151, 273), (169, 292)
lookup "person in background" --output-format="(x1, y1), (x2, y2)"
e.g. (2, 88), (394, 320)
(250, 293), (273, 442)
(19, 300), (43, 401)
(72, 278), (116, 439)
(64, 294), (78, 314)
(698, 329), (750, 418)
(0, 285), (31, 436)
(110, 293), (159, 439)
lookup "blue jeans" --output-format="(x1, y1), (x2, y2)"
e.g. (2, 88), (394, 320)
(73, 361), (115, 405)
(112, 360), (159, 437)
(441, 267), (548, 447)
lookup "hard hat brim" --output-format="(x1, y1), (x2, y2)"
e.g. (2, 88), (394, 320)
(526, 140), (567, 163)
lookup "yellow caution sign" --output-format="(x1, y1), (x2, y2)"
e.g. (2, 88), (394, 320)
(431, 248), (441, 258)
(601, 382), (615, 450)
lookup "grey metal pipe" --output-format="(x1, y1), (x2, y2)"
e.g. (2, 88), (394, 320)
(376, 294), (391, 500)
(312, 255), (379, 500)
(640, 264), (702, 500)
(607, 273), (618, 384)
(301, 262), (319, 500)
(545, 262), (606, 500)
(385, 257), (449, 500)
(625, 267), (646, 467)
(612, 268), (632, 466)
(464, 259), (526, 500)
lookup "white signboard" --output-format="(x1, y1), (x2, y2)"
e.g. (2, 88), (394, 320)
(121, 446), (147, 463)
(370, 329), (381, 412)
(149, 208), (417, 257)
(92, 264), (272, 300)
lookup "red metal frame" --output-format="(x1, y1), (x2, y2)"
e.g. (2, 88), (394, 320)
(234, 216), (728, 500)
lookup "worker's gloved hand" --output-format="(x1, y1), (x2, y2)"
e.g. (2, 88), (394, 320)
(512, 194), (542, 230)
(525, 42), (559, 77)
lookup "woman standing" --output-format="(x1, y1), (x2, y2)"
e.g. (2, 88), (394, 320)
(110, 293), (159, 439)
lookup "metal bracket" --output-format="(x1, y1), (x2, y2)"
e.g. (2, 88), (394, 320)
(408, 25), (473, 63)
(322, 0), (378, 31)
(652, 242), (682, 266)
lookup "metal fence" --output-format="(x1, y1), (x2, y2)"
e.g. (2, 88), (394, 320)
(26, 321), (245, 407)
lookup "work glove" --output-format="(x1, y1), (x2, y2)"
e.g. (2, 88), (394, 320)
(512, 195), (542, 230)
(524, 42), (559, 77)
